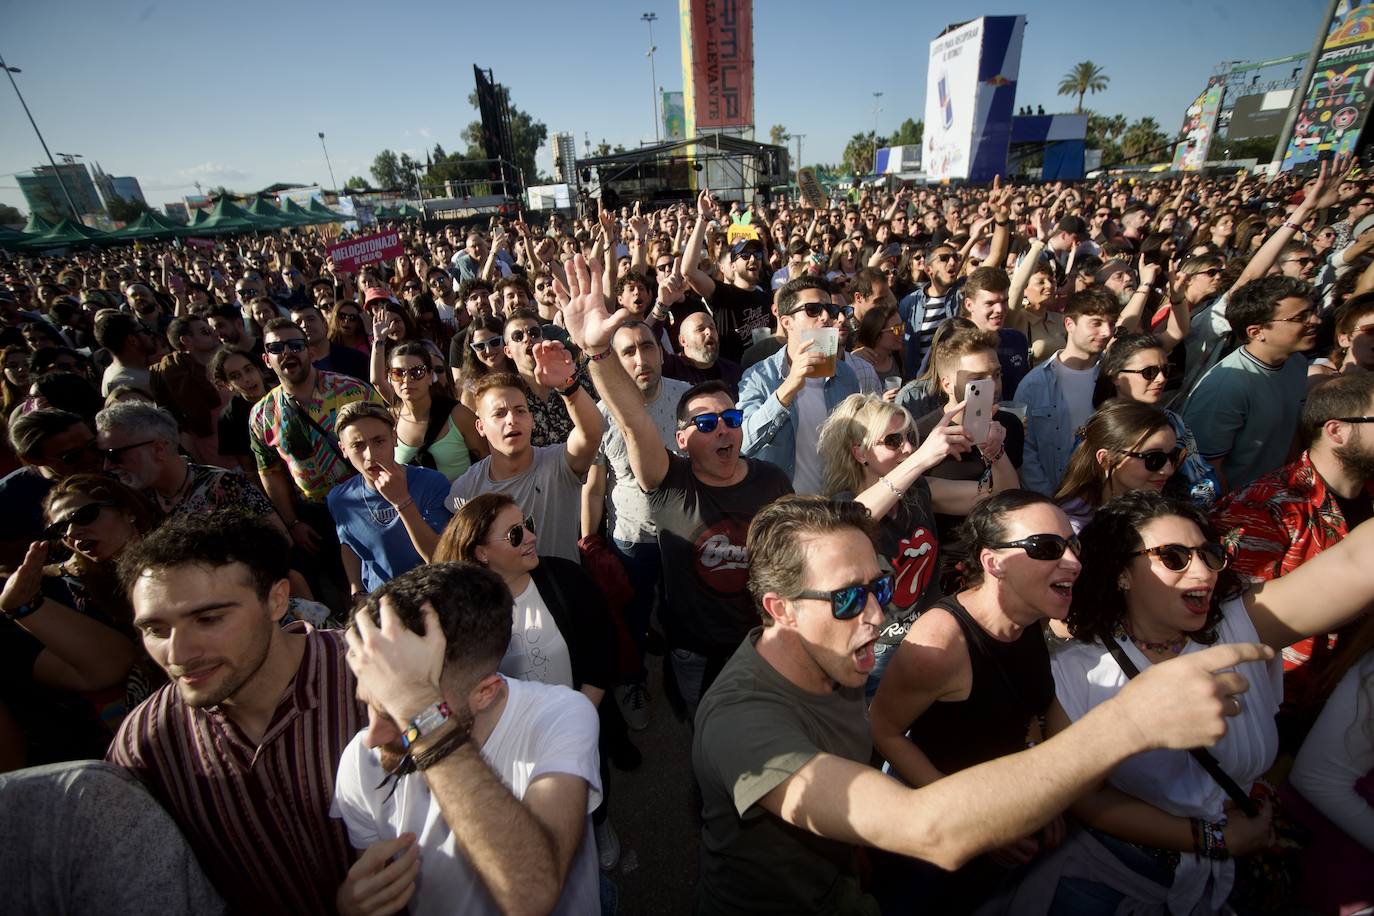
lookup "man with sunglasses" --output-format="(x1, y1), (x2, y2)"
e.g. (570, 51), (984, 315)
(692, 494), (1275, 916)
(289, 304), (369, 383)
(897, 241), (965, 375)
(1183, 277), (1318, 494)
(562, 253), (792, 710)
(426, 266), (465, 333)
(0, 409), (101, 567)
(681, 191), (773, 364)
(500, 309), (590, 449)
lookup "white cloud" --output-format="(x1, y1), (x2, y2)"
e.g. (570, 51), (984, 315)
(179, 162), (250, 182)
(418, 127), (432, 140)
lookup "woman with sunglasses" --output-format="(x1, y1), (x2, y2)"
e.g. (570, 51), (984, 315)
(384, 342), (485, 482)
(456, 315), (515, 411)
(1054, 399), (1182, 534)
(1020, 491), (1374, 915)
(408, 293), (453, 355)
(849, 304), (905, 385)
(868, 490), (1080, 912)
(1093, 333), (1220, 508)
(327, 302), (370, 356)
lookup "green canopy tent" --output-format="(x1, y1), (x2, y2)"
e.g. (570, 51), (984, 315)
(188, 208), (210, 228)
(377, 202), (423, 219)
(192, 198), (267, 235)
(306, 197), (351, 222)
(108, 211), (187, 242)
(244, 197), (306, 229)
(281, 198), (327, 225)
(0, 226), (34, 252)
(23, 212), (54, 235)
(19, 218), (112, 250)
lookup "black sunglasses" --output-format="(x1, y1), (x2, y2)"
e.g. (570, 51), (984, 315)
(43, 501), (113, 540)
(496, 516), (536, 547)
(878, 430), (913, 450)
(56, 440), (97, 465)
(681, 408), (744, 433)
(1335, 416), (1374, 424)
(337, 311), (362, 322)
(1120, 446), (1186, 472)
(507, 326), (543, 344)
(1132, 542), (1229, 572)
(100, 439), (156, 464)
(1116, 364), (1175, 383)
(788, 302), (854, 320)
(264, 338), (308, 355)
(795, 573), (894, 620)
(988, 533), (1081, 561)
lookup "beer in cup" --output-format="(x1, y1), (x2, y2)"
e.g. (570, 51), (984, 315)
(799, 327), (838, 379)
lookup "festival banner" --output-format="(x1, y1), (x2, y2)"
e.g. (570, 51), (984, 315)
(1282, 0), (1374, 170)
(327, 229), (404, 273)
(682, 0), (754, 131)
(1171, 77), (1227, 171)
(923, 16), (1025, 182)
(663, 91), (686, 140)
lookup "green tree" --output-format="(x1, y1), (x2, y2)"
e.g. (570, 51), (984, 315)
(842, 131), (885, 176)
(344, 175), (370, 191)
(106, 195), (152, 224)
(888, 118), (923, 147)
(593, 141), (612, 157)
(0, 202), (22, 227)
(1058, 61), (1109, 114)
(769, 124), (789, 146)
(1119, 117), (1170, 164)
(370, 150), (408, 191)
(464, 87), (549, 185)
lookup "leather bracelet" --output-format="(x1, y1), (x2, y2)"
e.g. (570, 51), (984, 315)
(413, 719), (473, 770)
(1282, 221), (1301, 231)
(587, 346), (615, 362)
(559, 378), (581, 398)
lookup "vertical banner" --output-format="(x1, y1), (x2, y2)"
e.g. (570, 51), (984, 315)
(1282, 1), (1374, 170)
(1171, 77), (1227, 171)
(684, 0), (754, 130)
(923, 16), (1024, 182)
(663, 91), (686, 140)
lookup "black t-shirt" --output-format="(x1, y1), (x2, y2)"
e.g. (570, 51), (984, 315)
(740, 337), (784, 372)
(660, 353), (744, 399)
(315, 344), (370, 382)
(916, 405), (1025, 544)
(647, 454), (793, 653)
(708, 283), (772, 364)
(1334, 490), (1374, 530)
(217, 395), (254, 457)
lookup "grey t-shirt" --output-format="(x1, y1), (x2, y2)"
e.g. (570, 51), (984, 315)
(101, 362), (152, 397)
(448, 445), (587, 563)
(597, 377), (690, 545)
(692, 630), (874, 915)
(0, 761), (226, 915)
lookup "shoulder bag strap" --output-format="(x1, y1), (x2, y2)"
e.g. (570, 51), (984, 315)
(413, 395), (456, 465)
(1101, 637), (1258, 817)
(288, 396), (344, 460)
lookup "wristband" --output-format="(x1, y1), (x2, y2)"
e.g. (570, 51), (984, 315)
(587, 346), (615, 362)
(5, 595), (45, 621)
(559, 378), (581, 398)
(402, 700), (452, 749)
(878, 476), (902, 497)
(391, 497), (414, 513)
(1282, 221), (1301, 231)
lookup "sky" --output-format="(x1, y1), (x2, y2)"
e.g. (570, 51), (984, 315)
(0, 0), (1328, 216)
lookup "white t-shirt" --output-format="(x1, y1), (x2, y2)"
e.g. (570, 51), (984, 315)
(1050, 357), (1097, 434)
(332, 677), (602, 916)
(792, 379), (827, 495)
(500, 579), (574, 689)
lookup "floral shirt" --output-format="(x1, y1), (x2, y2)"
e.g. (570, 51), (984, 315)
(171, 463), (278, 521)
(249, 371), (382, 502)
(522, 372), (597, 449)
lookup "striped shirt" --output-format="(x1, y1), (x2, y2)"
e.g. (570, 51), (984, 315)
(106, 623), (365, 915)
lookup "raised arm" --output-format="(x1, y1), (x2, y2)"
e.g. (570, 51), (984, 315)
(851, 402), (969, 517)
(559, 255), (670, 491)
(530, 341), (602, 478)
(681, 189), (719, 300)
(1230, 158), (1335, 292)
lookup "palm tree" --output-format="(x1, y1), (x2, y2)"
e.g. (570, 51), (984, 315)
(1058, 62), (1109, 114)
(1120, 117), (1168, 163)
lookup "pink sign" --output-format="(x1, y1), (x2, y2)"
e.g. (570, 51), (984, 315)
(328, 230), (404, 273)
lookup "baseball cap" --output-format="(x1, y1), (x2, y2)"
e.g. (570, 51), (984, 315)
(363, 285), (398, 306)
(1054, 216), (1089, 238)
(730, 238), (763, 259)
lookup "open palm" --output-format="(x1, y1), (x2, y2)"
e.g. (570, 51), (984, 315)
(556, 254), (632, 352)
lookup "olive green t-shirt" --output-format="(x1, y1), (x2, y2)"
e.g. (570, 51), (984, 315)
(691, 629), (877, 915)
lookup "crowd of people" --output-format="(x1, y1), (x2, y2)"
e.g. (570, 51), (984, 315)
(0, 156), (1372, 915)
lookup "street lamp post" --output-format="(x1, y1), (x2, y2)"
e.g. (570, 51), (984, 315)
(872, 91), (884, 174)
(642, 12), (660, 143)
(0, 53), (82, 222)
(792, 133), (805, 184)
(318, 132), (339, 193)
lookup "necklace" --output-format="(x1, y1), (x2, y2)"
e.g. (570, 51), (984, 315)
(157, 462), (195, 513)
(1114, 618), (1188, 656)
(360, 486), (398, 526)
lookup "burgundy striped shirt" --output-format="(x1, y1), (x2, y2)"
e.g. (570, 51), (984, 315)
(106, 622), (365, 915)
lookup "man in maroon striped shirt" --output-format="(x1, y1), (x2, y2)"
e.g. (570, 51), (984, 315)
(107, 512), (366, 915)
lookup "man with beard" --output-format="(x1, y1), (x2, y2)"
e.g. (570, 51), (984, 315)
(289, 303), (369, 382)
(426, 266), (465, 333)
(332, 563), (601, 916)
(897, 241), (965, 375)
(661, 309), (744, 396)
(1182, 278), (1318, 493)
(107, 512), (366, 915)
(1014, 290), (1120, 495)
(682, 191), (773, 364)
(500, 309), (594, 448)
(94, 400), (283, 532)
(1213, 372), (1374, 712)
(249, 319), (382, 568)
(94, 310), (156, 397)
(205, 302), (262, 360)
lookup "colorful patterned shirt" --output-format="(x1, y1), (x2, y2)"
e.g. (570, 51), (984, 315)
(249, 371), (381, 503)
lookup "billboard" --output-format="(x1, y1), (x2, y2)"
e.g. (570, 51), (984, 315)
(328, 229), (404, 274)
(1282, 0), (1374, 170)
(923, 16), (1025, 182)
(1171, 77), (1227, 171)
(679, 0), (754, 135)
(875, 145), (923, 174)
(663, 90), (686, 140)
(1228, 90), (1295, 140)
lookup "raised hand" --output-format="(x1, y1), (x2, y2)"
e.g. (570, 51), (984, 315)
(556, 253), (632, 352)
(336, 835), (420, 916)
(0, 541), (47, 614)
(531, 340), (575, 390)
(373, 461), (411, 507)
(696, 188), (720, 222)
(914, 401), (972, 467)
(344, 597), (446, 728)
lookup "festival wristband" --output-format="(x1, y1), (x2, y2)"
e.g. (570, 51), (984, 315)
(401, 700), (452, 749)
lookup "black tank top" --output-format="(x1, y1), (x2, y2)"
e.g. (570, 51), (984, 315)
(904, 595), (1055, 775)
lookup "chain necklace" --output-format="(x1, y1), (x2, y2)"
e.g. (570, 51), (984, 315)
(360, 485), (398, 526)
(1114, 618), (1188, 656)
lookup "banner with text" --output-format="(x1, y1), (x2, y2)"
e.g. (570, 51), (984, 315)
(1171, 77), (1227, 171)
(923, 16), (1024, 182)
(328, 230), (404, 273)
(681, 0), (754, 132)
(1282, 0), (1374, 170)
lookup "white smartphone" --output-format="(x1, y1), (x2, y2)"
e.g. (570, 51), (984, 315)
(964, 379), (994, 444)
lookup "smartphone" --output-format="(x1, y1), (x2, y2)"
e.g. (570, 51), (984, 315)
(964, 379), (993, 443)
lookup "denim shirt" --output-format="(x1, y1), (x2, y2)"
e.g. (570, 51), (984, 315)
(1013, 350), (1097, 496)
(897, 282), (965, 375)
(738, 346), (860, 478)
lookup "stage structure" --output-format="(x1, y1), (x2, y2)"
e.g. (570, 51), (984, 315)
(576, 134), (787, 211)
(473, 65), (521, 197)
(923, 16), (1026, 182)
(678, 0), (756, 190)
(1282, 1), (1374, 170)
(1008, 114), (1088, 180)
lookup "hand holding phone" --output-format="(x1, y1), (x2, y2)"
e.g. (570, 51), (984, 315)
(963, 379), (994, 444)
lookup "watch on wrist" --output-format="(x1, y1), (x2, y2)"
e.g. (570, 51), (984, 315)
(402, 700), (452, 749)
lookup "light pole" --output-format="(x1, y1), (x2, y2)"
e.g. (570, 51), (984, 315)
(872, 91), (884, 174)
(642, 12), (660, 142)
(318, 132), (339, 193)
(792, 133), (805, 182)
(0, 53), (81, 222)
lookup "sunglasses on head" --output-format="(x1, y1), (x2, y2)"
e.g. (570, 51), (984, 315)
(43, 501), (112, 540)
(497, 516), (536, 547)
(507, 326), (543, 344)
(470, 335), (504, 353)
(264, 338), (308, 355)
(681, 408), (744, 433)
(1120, 446), (1186, 472)
(795, 573), (894, 620)
(988, 533), (1081, 561)
(1132, 542), (1229, 572)
(388, 365), (430, 382)
(1117, 364), (1174, 382)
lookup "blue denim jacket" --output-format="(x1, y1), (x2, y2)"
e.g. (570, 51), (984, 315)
(1013, 351), (1097, 495)
(738, 346), (859, 478)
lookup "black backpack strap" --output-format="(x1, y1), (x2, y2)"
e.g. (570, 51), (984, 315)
(1101, 637), (1258, 817)
(288, 397), (344, 460)
(410, 395), (456, 468)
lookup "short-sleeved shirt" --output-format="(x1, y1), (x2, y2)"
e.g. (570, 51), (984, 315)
(1182, 347), (1308, 492)
(522, 374), (597, 448)
(647, 455), (793, 653)
(327, 465), (453, 592)
(173, 463), (277, 520)
(447, 445), (587, 564)
(693, 630), (873, 915)
(708, 283), (773, 364)
(248, 371), (382, 502)
(597, 377), (690, 544)
(0, 466), (55, 548)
